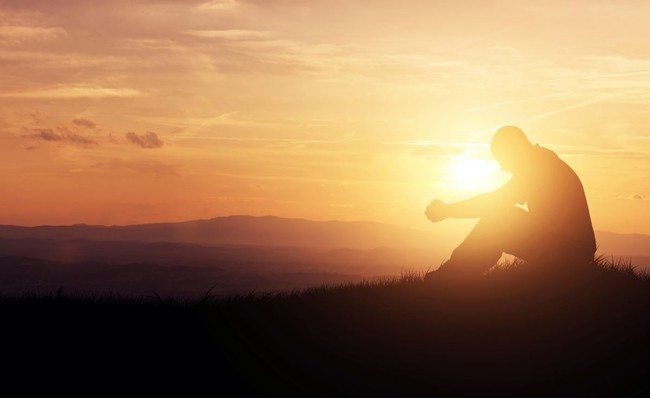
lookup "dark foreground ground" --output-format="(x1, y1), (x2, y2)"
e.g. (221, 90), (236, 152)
(2, 259), (648, 397)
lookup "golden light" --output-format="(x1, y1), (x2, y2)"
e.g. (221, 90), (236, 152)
(444, 150), (503, 193)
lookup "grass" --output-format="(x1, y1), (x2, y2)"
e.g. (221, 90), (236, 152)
(1, 256), (649, 397)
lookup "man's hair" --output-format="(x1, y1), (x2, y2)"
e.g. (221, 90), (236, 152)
(490, 126), (532, 156)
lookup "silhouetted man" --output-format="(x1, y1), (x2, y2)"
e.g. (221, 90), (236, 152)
(425, 126), (596, 280)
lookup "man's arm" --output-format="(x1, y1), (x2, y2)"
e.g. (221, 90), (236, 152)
(425, 177), (524, 222)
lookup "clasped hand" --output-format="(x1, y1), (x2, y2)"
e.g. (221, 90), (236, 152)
(425, 199), (448, 223)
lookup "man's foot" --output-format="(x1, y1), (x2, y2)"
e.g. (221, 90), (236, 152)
(424, 270), (438, 284)
(424, 260), (454, 284)
(424, 263), (482, 285)
(424, 267), (448, 284)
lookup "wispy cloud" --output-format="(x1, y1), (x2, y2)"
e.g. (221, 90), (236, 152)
(629, 194), (649, 201)
(555, 145), (650, 159)
(411, 143), (481, 160)
(0, 25), (67, 42)
(91, 159), (180, 176)
(23, 128), (98, 148)
(1, 86), (142, 99)
(126, 132), (164, 149)
(184, 29), (269, 40)
(464, 90), (581, 113)
(18, 118), (169, 150)
(71, 118), (97, 129)
(522, 70), (650, 85)
(527, 92), (630, 121)
(197, 0), (239, 11)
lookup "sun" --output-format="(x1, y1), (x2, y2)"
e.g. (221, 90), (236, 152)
(445, 150), (503, 193)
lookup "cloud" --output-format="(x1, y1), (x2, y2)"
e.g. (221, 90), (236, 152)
(126, 131), (164, 148)
(463, 89), (582, 113)
(330, 203), (355, 208)
(71, 118), (97, 129)
(411, 143), (481, 159)
(0, 25), (67, 43)
(65, 132), (98, 147)
(27, 128), (63, 142)
(0, 86), (141, 99)
(92, 159), (179, 176)
(184, 29), (269, 40)
(23, 128), (98, 148)
(556, 146), (650, 160)
(629, 194), (649, 201)
(21, 120), (169, 150)
(197, 0), (239, 11)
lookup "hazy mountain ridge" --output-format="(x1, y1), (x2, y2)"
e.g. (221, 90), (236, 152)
(0, 255), (379, 297)
(0, 233), (436, 296)
(595, 231), (650, 256)
(0, 215), (646, 257)
(0, 236), (433, 271)
(0, 215), (647, 296)
(0, 215), (435, 250)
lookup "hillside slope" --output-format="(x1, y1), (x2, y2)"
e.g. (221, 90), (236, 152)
(1, 260), (648, 396)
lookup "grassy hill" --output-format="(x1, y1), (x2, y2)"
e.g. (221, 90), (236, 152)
(1, 257), (648, 396)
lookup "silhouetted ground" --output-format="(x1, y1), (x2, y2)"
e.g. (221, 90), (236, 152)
(1, 258), (648, 397)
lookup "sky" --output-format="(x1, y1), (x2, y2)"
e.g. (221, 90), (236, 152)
(0, 0), (649, 234)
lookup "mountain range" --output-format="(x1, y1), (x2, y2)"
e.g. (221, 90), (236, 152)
(0, 215), (647, 296)
(0, 214), (646, 255)
(0, 215), (436, 249)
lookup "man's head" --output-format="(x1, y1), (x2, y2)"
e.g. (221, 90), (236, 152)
(490, 126), (534, 173)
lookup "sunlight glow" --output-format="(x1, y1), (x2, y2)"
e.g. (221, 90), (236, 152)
(445, 151), (502, 193)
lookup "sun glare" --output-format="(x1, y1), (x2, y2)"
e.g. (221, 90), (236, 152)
(445, 151), (502, 193)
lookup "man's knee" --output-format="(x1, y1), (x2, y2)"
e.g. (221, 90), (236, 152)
(471, 206), (543, 260)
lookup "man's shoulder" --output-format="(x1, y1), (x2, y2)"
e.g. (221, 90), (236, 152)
(510, 145), (565, 180)
(534, 145), (565, 166)
(533, 144), (581, 179)
(534, 144), (558, 158)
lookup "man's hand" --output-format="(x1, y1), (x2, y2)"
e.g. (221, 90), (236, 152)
(425, 200), (448, 223)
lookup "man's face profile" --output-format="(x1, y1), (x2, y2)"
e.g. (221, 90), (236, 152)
(491, 146), (522, 173)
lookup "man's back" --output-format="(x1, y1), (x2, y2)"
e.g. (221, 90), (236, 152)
(512, 145), (596, 256)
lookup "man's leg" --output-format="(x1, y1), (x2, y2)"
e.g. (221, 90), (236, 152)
(433, 206), (543, 278)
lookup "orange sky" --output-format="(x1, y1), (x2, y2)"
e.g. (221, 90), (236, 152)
(1, 0), (649, 234)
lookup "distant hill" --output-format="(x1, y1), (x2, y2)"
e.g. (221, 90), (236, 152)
(0, 215), (647, 257)
(0, 216), (449, 296)
(0, 237), (439, 296)
(0, 214), (648, 297)
(0, 236), (433, 271)
(0, 215), (439, 250)
(0, 255), (390, 297)
(595, 231), (650, 256)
